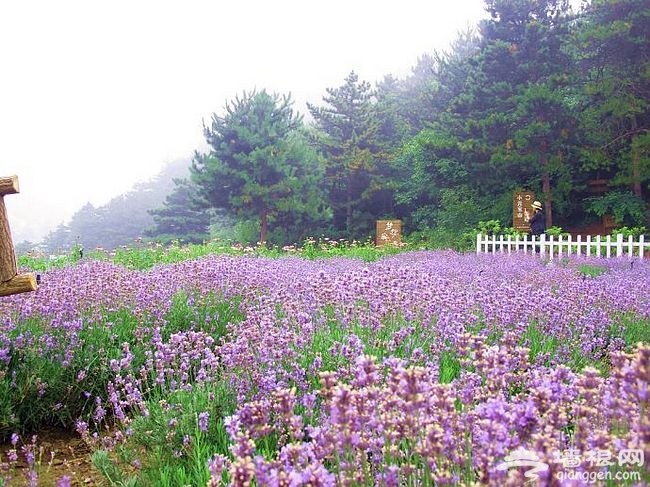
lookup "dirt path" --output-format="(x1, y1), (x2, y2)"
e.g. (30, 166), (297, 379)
(1, 428), (106, 486)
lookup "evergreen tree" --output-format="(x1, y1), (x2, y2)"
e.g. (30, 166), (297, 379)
(191, 90), (327, 245)
(387, 28), (485, 230)
(145, 178), (211, 244)
(445, 0), (576, 226)
(392, 26), (482, 135)
(391, 128), (470, 230)
(571, 0), (649, 222)
(307, 71), (386, 239)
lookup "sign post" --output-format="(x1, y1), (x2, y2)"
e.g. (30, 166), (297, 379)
(513, 191), (536, 233)
(0, 175), (37, 297)
(376, 220), (401, 246)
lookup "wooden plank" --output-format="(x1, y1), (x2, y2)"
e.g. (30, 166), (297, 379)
(637, 237), (644, 258)
(627, 235), (633, 258)
(0, 273), (37, 297)
(0, 176), (19, 196)
(616, 233), (623, 257)
(0, 196), (17, 282)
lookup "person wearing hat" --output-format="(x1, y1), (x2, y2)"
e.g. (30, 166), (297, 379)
(529, 200), (546, 236)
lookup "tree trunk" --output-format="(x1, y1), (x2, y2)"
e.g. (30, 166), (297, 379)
(260, 209), (268, 245)
(0, 176), (19, 283)
(632, 150), (642, 197)
(540, 147), (553, 228)
(346, 178), (353, 239)
(631, 116), (642, 197)
(0, 196), (17, 282)
(0, 274), (37, 297)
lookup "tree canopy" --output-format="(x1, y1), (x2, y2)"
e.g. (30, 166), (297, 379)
(190, 90), (327, 245)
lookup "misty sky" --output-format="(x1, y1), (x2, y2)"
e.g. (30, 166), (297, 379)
(1, 0), (488, 244)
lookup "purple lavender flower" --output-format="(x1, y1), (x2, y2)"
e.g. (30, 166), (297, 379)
(198, 411), (209, 432)
(56, 475), (71, 487)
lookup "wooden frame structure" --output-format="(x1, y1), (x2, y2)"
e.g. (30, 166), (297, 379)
(0, 175), (37, 297)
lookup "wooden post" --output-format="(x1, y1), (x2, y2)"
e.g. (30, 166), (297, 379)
(0, 175), (37, 297)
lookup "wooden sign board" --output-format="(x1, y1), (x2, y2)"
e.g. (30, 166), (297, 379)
(0, 175), (38, 297)
(376, 220), (401, 246)
(513, 191), (536, 232)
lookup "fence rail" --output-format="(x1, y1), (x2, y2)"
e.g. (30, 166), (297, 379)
(476, 233), (649, 259)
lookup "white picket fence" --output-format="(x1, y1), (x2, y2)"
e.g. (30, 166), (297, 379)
(476, 233), (649, 259)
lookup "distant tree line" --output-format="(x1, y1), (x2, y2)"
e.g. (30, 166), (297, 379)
(32, 0), (648, 253)
(32, 159), (188, 253)
(148, 0), (648, 246)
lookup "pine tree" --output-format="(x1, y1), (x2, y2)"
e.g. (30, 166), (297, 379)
(145, 178), (211, 244)
(572, 0), (649, 204)
(307, 71), (385, 239)
(445, 0), (576, 226)
(191, 90), (327, 245)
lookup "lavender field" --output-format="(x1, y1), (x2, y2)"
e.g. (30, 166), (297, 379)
(0, 250), (648, 486)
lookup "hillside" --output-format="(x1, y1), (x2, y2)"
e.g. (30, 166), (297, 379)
(35, 158), (191, 253)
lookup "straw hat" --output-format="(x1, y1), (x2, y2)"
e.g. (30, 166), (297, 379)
(532, 200), (542, 210)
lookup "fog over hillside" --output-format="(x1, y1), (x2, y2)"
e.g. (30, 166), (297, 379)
(22, 158), (192, 253)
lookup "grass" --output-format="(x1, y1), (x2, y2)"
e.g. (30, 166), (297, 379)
(110, 383), (236, 486)
(19, 238), (411, 273)
(522, 322), (561, 366)
(577, 263), (609, 278)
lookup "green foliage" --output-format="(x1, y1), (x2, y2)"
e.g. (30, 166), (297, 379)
(232, 219), (261, 245)
(475, 219), (502, 236)
(395, 186), (483, 251)
(111, 242), (193, 270)
(438, 350), (461, 384)
(577, 264), (608, 278)
(91, 450), (137, 487)
(585, 191), (648, 226)
(163, 291), (243, 341)
(70, 243), (84, 261)
(443, 0), (577, 222)
(406, 227), (474, 252)
(41, 160), (189, 253)
(545, 226), (569, 237)
(392, 129), (468, 213)
(145, 178), (212, 244)
(19, 238), (415, 272)
(17, 254), (66, 272)
(521, 323), (561, 367)
(112, 384), (236, 487)
(191, 89), (327, 245)
(6, 242), (650, 486)
(615, 315), (650, 348)
(308, 71), (390, 239)
(611, 226), (647, 238)
(0, 311), (142, 439)
(14, 0), (648, 254)
(7, 3), (650, 479)
(0, 288), (242, 442)
(298, 236), (406, 261)
(570, 0), (649, 214)
(435, 187), (482, 232)
(502, 227), (529, 238)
